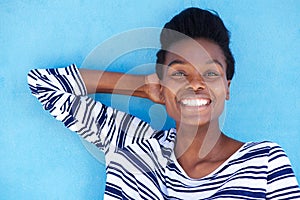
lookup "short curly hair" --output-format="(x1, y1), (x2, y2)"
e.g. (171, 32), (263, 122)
(156, 8), (235, 80)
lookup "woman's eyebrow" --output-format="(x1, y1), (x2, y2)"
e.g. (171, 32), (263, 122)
(205, 59), (224, 68)
(167, 59), (186, 67)
(167, 59), (224, 69)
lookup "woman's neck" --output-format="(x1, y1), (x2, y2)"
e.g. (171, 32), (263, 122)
(174, 120), (222, 160)
(174, 120), (244, 179)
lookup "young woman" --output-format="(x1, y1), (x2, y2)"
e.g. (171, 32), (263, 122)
(28, 8), (300, 199)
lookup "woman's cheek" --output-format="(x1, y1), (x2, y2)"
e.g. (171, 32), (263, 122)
(163, 80), (183, 96)
(207, 80), (228, 96)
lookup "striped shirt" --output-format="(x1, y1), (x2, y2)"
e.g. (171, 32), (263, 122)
(27, 64), (300, 199)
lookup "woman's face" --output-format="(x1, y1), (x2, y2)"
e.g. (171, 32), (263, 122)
(161, 38), (230, 127)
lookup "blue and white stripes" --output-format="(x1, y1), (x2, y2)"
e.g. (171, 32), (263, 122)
(28, 64), (300, 199)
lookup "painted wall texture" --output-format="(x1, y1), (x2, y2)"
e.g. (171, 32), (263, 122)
(0, 0), (299, 199)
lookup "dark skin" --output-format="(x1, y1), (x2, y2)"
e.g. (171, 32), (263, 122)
(160, 38), (243, 178)
(79, 37), (243, 179)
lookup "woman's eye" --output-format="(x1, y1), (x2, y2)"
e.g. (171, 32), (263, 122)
(171, 71), (186, 77)
(204, 71), (220, 77)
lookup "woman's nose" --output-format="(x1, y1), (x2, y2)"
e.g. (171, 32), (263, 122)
(187, 75), (206, 91)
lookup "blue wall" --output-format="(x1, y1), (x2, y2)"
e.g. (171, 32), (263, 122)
(0, 0), (299, 199)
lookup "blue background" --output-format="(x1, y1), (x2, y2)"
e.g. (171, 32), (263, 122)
(0, 0), (299, 199)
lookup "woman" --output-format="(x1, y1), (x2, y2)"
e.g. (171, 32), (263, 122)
(28, 8), (300, 199)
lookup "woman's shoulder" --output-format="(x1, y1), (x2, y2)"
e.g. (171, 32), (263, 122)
(151, 128), (176, 145)
(232, 141), (289, 164)
(241, 141), (284, 153)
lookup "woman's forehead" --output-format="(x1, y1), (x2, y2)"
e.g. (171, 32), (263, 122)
(165, 38), (226, 67)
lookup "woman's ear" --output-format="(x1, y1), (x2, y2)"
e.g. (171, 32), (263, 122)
(226, 80), (231, 100)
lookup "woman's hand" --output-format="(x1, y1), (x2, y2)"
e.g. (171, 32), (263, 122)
(145, 73), (164, 104)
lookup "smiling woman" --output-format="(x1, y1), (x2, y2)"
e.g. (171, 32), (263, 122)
(27, 7), (300, 199)
(161, 38), (230, 128)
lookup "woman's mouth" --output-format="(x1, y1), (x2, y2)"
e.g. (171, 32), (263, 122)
(179, 98), (211, 107)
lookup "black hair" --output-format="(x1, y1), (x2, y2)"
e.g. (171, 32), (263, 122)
(156, 7), (235, 80)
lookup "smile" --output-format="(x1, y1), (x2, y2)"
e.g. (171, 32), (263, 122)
(179, 98), (211, 107)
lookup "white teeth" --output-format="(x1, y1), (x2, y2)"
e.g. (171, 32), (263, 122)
(181, 99), (210, 106)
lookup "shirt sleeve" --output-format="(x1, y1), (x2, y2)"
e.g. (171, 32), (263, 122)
(27, 64), (155, 154)
(266, 142), (300, 199)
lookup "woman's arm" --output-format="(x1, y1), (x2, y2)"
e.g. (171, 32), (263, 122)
(27, 65), (159, 153)
(28, 64), (161, 155)
(79, 69), (164, 104)
(266, 143), (300, 199)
